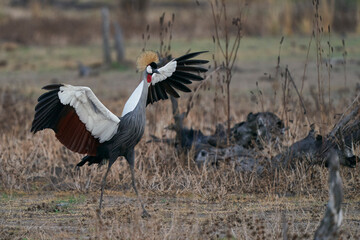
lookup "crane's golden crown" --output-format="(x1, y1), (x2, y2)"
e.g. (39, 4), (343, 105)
(136, 51), (159, 71)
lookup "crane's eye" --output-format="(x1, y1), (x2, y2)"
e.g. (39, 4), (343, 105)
(146, 65), (152, 74)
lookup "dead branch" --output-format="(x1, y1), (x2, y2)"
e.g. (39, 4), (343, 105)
(328, 94), (360, 138)
(210, 0), (244, 145)
(286, 67), (310, 124)
(314, 151), (343, 240)
(185, 67), (222, 117)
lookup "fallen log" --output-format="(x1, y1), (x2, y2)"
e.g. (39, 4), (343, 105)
(273, 126), (357, 169)
(149, 91), (360, 172)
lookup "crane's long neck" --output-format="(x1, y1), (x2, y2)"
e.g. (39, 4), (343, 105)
(121, 72), (148, 117)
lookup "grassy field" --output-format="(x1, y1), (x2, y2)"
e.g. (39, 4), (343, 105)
(1, 1), (360, 237)
(1, 190), (359, 239)
(1, 34), (360, 239)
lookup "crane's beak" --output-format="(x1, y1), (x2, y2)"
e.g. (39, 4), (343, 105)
(153, 69), (160, 74)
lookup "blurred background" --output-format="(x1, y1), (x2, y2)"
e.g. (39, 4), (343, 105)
(1, 1), (360, 238)
(0, 0), (359, 87)
(0, 1), (358, 71)
(1, 0), (359, 44)
(1, 0), (360, 146)
(0, 0), (359, 137)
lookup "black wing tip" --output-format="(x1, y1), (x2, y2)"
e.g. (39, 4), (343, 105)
(196, 60), (209, 65)
(182, 51), (209, 57)
(30, 126), (45, 134)
(176, 66), (208, 73)
(173, 71), (204, 81)
(190, 51), (209, 54)
(42, 84), (64, 90)
(175, 51), (209, 62)
(32, 85), (64, 133)
(146, 50), (208, 105)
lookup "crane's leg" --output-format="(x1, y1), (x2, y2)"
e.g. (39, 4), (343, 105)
(99, 160), (114, 214)
(126, 150), (151, 218)
(130, 165), (151, 218)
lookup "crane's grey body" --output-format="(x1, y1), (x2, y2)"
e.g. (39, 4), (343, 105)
(94, 73), (149, 216)
(101, 73), (148, 166)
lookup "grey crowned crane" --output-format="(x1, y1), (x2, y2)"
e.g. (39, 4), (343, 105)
(31, 51), (208, 217)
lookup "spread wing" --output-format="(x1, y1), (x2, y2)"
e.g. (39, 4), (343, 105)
(147, 51), (208, 105)
(31, 84), (120, 155)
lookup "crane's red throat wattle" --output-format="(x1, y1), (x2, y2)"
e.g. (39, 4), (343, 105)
(147, 74), (152, 83)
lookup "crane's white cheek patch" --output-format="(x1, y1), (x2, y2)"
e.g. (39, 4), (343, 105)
(146, 65), (152, 74)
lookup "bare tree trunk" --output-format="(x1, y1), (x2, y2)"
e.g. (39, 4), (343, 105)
(117, 0), (149, 32)
(332, 0), (358, 33)
(102, 7), (112, 66)
(114, 22), (125, 63)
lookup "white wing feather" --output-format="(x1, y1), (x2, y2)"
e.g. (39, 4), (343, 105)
(151, 60), (177, 84)
(58, 85), (120, 143)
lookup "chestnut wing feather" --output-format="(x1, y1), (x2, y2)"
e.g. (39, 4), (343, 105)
(58, 85), (120, 143)
(31, 84), (120, 155)
(55, 106), (99, 155)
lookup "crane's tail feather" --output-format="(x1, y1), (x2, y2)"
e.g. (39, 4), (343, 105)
(77, 155), (104, 167)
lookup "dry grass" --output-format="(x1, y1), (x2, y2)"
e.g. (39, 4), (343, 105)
(1, 41), (360, 239)
(1, 75), (360, 238)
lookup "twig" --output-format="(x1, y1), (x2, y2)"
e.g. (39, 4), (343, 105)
(210, 0), (244, 145)
(186, 67), (222, 117)
(286, 67), (311, 127)
(210, 2), (225, 58)
(300, 33), (313, 95)
(342, 39), (347, 87)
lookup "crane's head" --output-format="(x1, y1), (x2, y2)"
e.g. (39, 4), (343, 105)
(145, 62), (159, 82)
(136, 51), (159, 83)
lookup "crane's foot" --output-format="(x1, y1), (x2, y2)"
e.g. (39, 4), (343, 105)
(141, 209), (151, 218)
(97, 208), (101, 217)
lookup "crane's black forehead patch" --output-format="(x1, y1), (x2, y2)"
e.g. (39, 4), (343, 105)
(149, 62), (157, 69)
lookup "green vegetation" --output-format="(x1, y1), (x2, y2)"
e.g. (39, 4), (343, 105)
(56, 194), (86, 206)
(1, 34), (359, 74)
